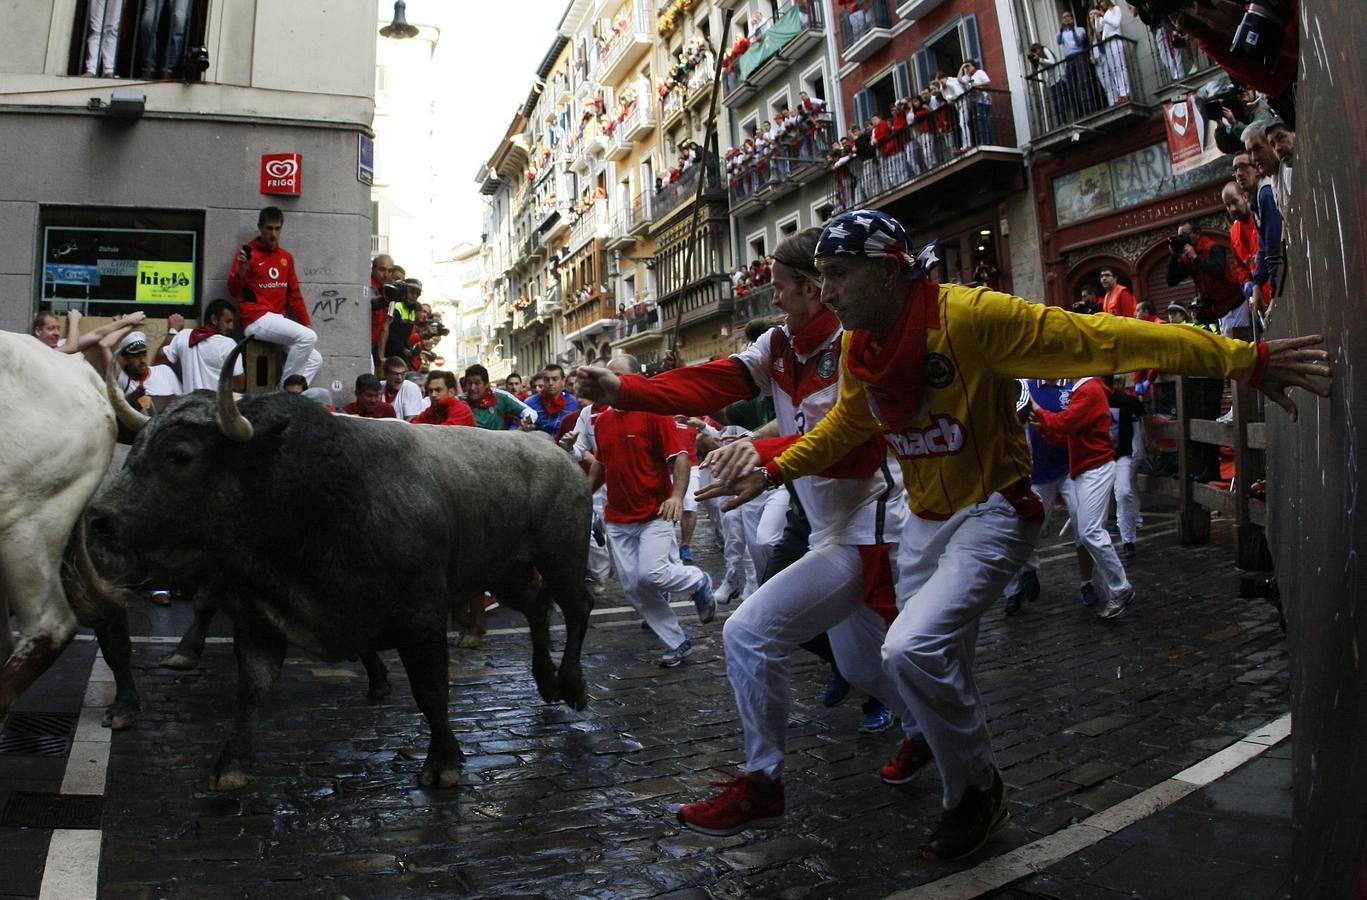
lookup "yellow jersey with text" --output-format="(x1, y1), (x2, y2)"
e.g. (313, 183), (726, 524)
(774, 284), (1261, 519)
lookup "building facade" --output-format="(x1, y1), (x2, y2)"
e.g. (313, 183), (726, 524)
(1, 0), (376, 393)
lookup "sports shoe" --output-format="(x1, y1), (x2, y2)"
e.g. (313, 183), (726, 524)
(821, 671), (851, 708)
(1003, 591), (1024, 616)
(691, 575), (716, 624)
(676, 773), (784, 836)
(1078, 583), (1099, 608)
(717, 577), (743, 605)
(879, 735), (934, 784)
(680, 544), (694, 563)
(919, 768), (1011, 861)
(1020, 569), (1041, 604)
(859, 704), (895, 733)
(1099, 589), (1135, 620)
(1122, 542), (1136, 561)
(660, 638), (693, 667)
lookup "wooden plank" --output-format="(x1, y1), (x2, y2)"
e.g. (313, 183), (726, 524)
(1135, 474), (1181, 500)
(1248, 498), (1266, 528)
(1246, 422), (1266, 450)
(1192, 481), (1236, 516)
(1147, 420), (1181, 441)
(1189, 418), (1234, 447)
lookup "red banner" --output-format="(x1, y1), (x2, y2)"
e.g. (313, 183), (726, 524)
(1163, 95), (1219, 175)
(259, 153), (302, 195)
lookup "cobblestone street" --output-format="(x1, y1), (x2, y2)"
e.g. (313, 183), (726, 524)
(40, 503), (1281, 899)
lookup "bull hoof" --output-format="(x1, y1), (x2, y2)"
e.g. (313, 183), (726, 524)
(367, 681), (393, 701)
(209, 769), (252, 792)
(558, 667), (589, 711)
(417, 761), (462, 789)
(102, 705), (139, 731)
(455, 633), (482, 650)
(159, 652), (201, 671)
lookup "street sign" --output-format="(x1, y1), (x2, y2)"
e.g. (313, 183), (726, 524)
(357, 134), (374, 186)
(260, 153), (302, 195)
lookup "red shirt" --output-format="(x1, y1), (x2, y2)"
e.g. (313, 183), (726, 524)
(1034, 377), (1115, 478)
(595, 408), (688, 523)
(227, 237), (310, 328)
(1230, 216), (1270, 305)
(370, 276), (388, 345)
(411, 396), (475, 427)
(1101, 284), (1136, 319)
(341, 400), (396, 419)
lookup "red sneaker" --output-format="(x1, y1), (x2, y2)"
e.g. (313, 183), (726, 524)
(676, 774), (785, 836)
(879, 736), (934, 785)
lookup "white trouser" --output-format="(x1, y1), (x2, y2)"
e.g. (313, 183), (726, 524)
(244, 312), (323, 386)
(84, 0), (125, 76)
(1060, 462), (1132, 599)
(587, 486), (611, 582)
(1219, 299), (1253, 335)
(1113, 455), (1139, 545)
(724, 543), (916, 776)
(605, 518), (705, 649)
(1004, 477), (1064, 595)
(742, 486), (789, 586)
(681, 465), (701, 514)
(1095, 40), (1130, 103)
(884, 492), (1040, 808)
(719, 505), (756, 598)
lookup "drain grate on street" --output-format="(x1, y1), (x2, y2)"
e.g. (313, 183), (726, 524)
(0, 712), (77, 757)
(0, 791), (104, 829)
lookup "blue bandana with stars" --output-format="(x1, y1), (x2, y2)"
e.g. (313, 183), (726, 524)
(815, 209), (938, 279)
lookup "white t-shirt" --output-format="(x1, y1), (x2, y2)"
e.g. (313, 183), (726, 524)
(385, 379), (425, 420)
(162, 330), (244, 393)
(118, 364), (181, 398)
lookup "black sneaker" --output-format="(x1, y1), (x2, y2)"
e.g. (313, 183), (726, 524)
(1122, 542), (1136, 561)
(1004, 591), (1024, 616)
(1021, 569), (1041, 604)
(919, 769), (1010, 861)
(1078, 583), (1099, 608)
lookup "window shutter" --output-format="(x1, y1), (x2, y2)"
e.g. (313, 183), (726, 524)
(912, 48), (933, 93)
(961, 14), (982, 67)
(853, 89), (872, 126)
(893, 61), (912, 100)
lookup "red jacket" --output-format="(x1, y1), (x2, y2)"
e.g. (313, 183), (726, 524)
(370, 276), (388, 345)
(1034, 377), (1114, 478)
(227, 238), (310, 328)
(1230, 216), (1270, 305)
(1101, 284), (1136, 318)
(411, 396), (475, 427)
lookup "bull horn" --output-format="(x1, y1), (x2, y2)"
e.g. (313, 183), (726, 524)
(215, 338), (254, 442)
(104, 352), (150, 433)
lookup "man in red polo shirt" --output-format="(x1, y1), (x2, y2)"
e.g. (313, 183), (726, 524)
(411, 370), (475, 426)
(1098, 268), (1136, 318)
(590, 354), (715, 667)
(341, 373), (396, 419)
(228, 206), (322, 386)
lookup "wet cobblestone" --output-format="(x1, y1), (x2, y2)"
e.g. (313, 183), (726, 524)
(94, 510), (1289, 897)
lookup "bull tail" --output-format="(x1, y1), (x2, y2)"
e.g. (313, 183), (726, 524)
(61, 520), (130, 627)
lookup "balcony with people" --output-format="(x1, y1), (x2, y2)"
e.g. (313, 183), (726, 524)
(828, 66), (1020, 216)
(651, 145), (725, 226)
(569, 194), (611, 254)
(658, 37), (713, 129)
(731, 267), (777, 327)
(592, 2), (654, 86)
(612, 298), (664, 347)
(722, 1), (826, 108)
(726, 100), (834, 216)
(1022, 2), (1217, 147)
(834, 0), (894, 64)
(71, 0), (210, 80)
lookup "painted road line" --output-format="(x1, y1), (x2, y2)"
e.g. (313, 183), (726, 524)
(885, 712), (1292, 900)
(37, 830), (102, 900)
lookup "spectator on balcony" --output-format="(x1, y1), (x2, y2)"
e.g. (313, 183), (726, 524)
(1028, 43), (1066, 131)
(82, 0), (124, 77)
(1088, 1), (1131, 105)
(955, 60), (993, 149)
(138, 0), (192, 80)
(1058, 10), (1102, 119)
(907, 95), (934, 175)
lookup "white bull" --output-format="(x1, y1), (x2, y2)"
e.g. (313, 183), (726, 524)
(0, 331), (126, 715)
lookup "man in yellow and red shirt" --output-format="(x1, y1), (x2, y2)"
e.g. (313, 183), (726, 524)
(699, 209), (1329, 862)
(227, 206), (322, 386)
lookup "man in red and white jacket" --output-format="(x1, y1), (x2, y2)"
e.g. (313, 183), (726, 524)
(1030, 375), (1135, 619)
(227, 207), (323, 386)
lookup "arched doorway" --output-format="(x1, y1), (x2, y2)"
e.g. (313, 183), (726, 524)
(1063, 254), (1132, 307)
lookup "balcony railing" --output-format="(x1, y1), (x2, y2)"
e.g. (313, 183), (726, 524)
(593, 4), (654, 85)
(608, 206), (636, 246)
(68, 0), (208, 80)
(1025, 34), (1217, 143)
(829, 88), (1017, 215)
(732, 283), (776, 325)
(662, 86), (686, 126)
(614, 304), (663, 341)
(728, 121), (835, 212)
(621, 100), (656, 142)
(569, 201), (611, 253)
(652, 157), (723, 224)
(836, 0), (893, 63)
(628, 190), (654, 233)
(723, 2), (825, 104)
(371, 234), (389, 254)
(685, 56), (716, 109)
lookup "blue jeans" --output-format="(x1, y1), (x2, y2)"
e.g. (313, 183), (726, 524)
(139, 0), (192, 78)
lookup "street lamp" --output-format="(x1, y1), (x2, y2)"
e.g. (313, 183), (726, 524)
(379, 1), (419, 39)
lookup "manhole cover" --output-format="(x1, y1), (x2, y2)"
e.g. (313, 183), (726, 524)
(0, 712), (76, 757)
(0, 792), (103, 829)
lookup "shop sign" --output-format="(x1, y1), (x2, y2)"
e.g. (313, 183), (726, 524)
(1054, 143), (1228, 228)
(134, 260), (195, 304)
(42, 226), (197, 306)
(260, 153), (302, 195)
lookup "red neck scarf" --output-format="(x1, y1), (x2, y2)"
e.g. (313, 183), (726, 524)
(470, 388), (497, 410)
(188, 326), (217, 347)
(843, 280), (940, 434)
(540, 388), (566, 416)
(791, 307), (840, 357)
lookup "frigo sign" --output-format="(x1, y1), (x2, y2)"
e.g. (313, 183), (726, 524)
(260, 153), (302, 195)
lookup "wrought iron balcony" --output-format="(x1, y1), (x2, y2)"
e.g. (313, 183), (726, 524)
(722, 1), (825, 108)
(593, 4), (654, 86)
(836, 0), (893, 64)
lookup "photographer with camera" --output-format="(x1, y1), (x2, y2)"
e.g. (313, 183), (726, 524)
(369, 254), (395, 365)
(383, 275), (425, 369)
(1164, 221), (1251, 336)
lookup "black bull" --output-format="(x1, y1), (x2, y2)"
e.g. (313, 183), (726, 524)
(89, 359), (593, 791)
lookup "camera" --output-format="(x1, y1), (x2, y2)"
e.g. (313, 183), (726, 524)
(1231, 2), (1288, 68)
(381, 279), (408, 303)
(1168, 233), (1192, 254)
